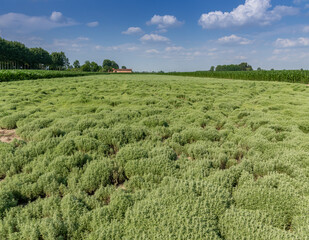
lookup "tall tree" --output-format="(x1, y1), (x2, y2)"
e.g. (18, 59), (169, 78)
(0, 38), (52, 69)
(215, 62), (253, 72)
(81, 61), (91, 72)
(29, 48), (52, 69)
(111, 61), (119, 69)
(73, 60), (80, 69)
(102, 59), (119, 72)
(50, 52), (69, 70)
(90, 62), (100, 72)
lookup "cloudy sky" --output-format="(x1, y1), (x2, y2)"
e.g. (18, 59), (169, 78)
(1, 0), (309, 71)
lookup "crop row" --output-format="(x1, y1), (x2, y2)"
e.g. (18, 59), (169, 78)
(164, 70), (309, 83)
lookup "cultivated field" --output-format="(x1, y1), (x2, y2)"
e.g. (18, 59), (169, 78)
(1, 74), (309, 239)
(165, 70), (309, 84)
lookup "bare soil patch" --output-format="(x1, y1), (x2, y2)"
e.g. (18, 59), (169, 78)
(0, 129), (21, 143)
(117, 184), (126, 190)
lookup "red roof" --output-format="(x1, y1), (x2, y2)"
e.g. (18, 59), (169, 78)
(114, 69), (132, 71)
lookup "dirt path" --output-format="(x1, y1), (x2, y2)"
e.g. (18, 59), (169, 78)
(0, 129), (21, 143)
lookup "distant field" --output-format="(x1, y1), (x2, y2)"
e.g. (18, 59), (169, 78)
(0, 70), (106, 82)
(165, 70), (309, 83)
(1, 74), (309, 239)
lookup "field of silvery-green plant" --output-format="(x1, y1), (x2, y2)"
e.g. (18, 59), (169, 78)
(0, 74), (309, 239)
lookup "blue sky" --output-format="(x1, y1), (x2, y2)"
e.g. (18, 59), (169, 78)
(0, 0), (309, 71)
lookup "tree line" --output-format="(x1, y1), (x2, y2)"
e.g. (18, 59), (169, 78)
(72, 59), (126, 72)
(210, 62), (253, 72)
(0, 38), (69, 70)
(0, 37), (127, 72)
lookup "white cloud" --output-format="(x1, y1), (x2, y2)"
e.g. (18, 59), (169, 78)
(199, 0), (298, 29)
(95, 44), (139, 52)
(155, 29), (168, 34)
(77, 37), (90, 41)
(275, 37), (309, 48)
(53, 37), (89, 46)
(51, 37), (91, 53)
(165, 46), (184, 52)
(122, 27), (143, 35)
(303, 26), (309, 32)
(0, 12), (76, 32)
(273, 49), (291, 54)
(140, 34), (169, 42)
(235, 56), (248, 60)
(53, 40), (77, 47)
(51, 37), (91, 52)
(293, 0), (309, 4)
(50, 11), (63, 22)
(218, 35), (252, 45)
(209, 48), (218, 52)
(27, 36), (44, 44)
(147, 15), (183, 29)
(127, 47), (139, 51)
(146, 49), (160, 54)
(268, 49), (309, 62)
(95, 45), (103, 50)
(87, 21), (99, 27)
(271, 5), (299, 17)
(186, 51), (202, 57)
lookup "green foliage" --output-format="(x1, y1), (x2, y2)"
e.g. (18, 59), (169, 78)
(0, 113), (26, 129)
(90, 62), (101, 72)
(0, 37), (33, 69)
(124, 178), (230, 239)
(219, 207), (299, 240)
(0, 74), (309, 239)
(142, 115), (169, 127)
(29, 48), (52, 69)
(75, 136), (99, 152)
(0, 69), (104, 82)
(50, 52), (69, 70)
(165, 70), (309, 83)
(116, 145), (148, 165)
(102, 59), (119, 72)
(124, 156), (176, 179)
(80, 61), (101, 72)
(215, 62), (253, 71)
(0, 191), (19, 218)
(80, 61), (91, 72)
(73, 60), (80, 69)
(80, 159), (114, 193)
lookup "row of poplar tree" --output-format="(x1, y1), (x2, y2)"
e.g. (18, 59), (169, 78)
(0, 37), (69, 70)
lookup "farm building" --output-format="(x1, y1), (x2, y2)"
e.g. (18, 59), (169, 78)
(112, 68), (133, 73)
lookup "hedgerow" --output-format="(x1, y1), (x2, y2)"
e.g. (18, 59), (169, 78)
(0, 70), (105, 82)
(0, 74), (309, 239)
